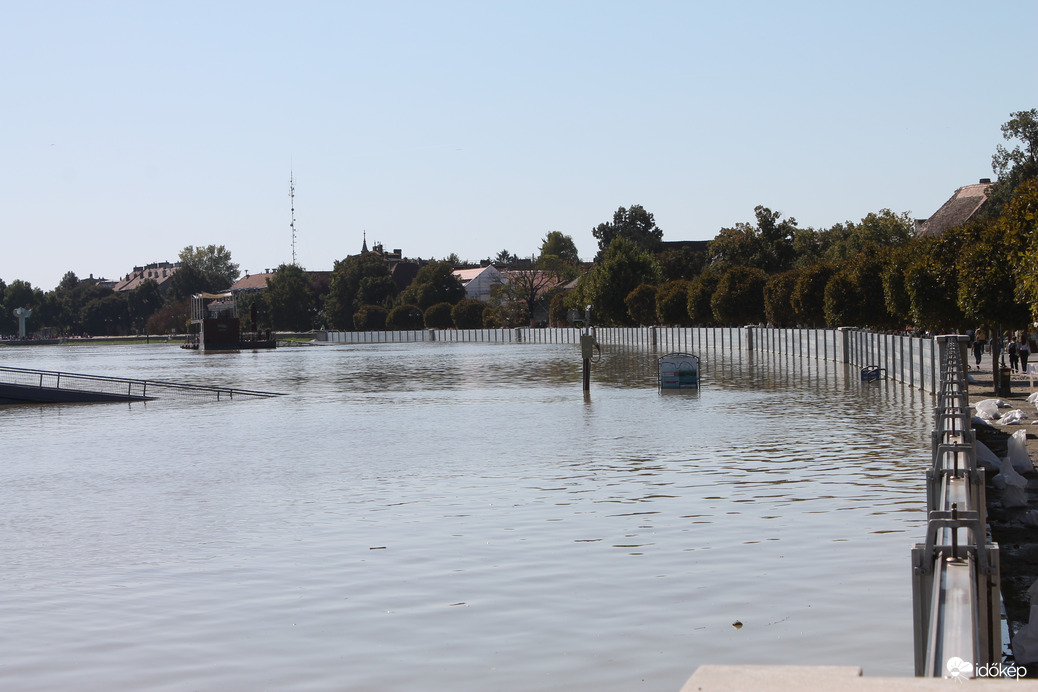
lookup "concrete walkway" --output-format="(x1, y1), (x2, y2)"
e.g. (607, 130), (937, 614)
(681, 665), (1038, 690)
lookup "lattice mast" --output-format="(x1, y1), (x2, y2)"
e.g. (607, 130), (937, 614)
(289, 171), (297, 265)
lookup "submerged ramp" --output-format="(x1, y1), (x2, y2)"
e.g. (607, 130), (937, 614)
(0, 365), (283, 404)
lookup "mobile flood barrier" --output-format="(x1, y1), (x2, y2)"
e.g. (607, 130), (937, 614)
(911, 335), (1001, 677)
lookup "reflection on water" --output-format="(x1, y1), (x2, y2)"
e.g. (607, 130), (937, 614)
(0, 341), (931, 690)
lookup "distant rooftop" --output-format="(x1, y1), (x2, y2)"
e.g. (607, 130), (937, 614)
(915, 179), (992, 237)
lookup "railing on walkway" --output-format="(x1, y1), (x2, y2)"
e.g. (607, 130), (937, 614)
(910, 335), (1001, 676)
(0, 365), (283, 402)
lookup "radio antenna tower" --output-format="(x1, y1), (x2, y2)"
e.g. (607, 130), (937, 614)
(289, 170), (297, 265)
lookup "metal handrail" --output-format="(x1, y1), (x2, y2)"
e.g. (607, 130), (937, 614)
(913, 335), (1000, 677)
(0, 365), (283, 400)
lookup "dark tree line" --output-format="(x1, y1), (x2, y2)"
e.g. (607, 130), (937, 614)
(561, 111), (1037, 334)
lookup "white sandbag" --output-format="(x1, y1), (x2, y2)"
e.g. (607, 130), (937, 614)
(975, 400), (1000, 420)
(1014, 604), (1038, 664)
(999, 409), (1029, 425)
(1004, 484), (1030, 508)
(978, 398), (1010, 409)
(976, 439), (1002, 471)
(1008, 430), (1034, 474)
(994, 456), (1028, 490)
(972, 416), (993, 428)
(1028, 392), (1038, 405)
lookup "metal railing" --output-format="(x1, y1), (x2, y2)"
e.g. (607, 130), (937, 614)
(0, 365), (283, 402)
(911, 335), (1001, 676)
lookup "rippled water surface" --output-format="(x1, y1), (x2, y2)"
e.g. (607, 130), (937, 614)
(0, 341), (932, 690)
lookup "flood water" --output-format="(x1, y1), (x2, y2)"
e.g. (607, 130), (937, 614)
(0, 341), (932, 691)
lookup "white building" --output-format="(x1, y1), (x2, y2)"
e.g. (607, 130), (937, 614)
(452, 266), (506, 302)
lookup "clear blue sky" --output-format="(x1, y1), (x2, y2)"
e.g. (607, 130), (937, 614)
(2, 0), (1035, 290)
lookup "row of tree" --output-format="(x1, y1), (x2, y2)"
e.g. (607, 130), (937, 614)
(3, 110), (1034, 338)
(559, 110), (1037, 335)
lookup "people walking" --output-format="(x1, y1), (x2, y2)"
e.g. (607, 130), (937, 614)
(974, 325), (988, 367)
(1008, 336), (1019, 371)
(1020, 334), (1031, 373)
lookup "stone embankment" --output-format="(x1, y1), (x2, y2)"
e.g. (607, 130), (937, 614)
(968, 362), (1038, 666)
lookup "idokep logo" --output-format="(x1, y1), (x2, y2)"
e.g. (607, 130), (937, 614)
(946, 657), (1028, 680)
(946, 657), (973, 679)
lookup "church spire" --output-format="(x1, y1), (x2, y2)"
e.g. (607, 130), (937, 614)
(361, 230), (368, 253)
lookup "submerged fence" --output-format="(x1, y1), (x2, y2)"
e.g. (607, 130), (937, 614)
(319, 326), (948, 392)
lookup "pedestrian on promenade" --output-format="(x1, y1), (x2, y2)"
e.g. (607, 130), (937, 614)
(974, 325), (988, 366)
(1019, 335), (1030, 372)
(1008, 336), (1019, 371)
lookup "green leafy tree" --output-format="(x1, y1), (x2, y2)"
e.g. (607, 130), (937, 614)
(451, 299), (486, 329)
(956, 219), (1030, 329)
(266, 264), (314, 331)
(709, 206), (797, 273)
(493, 249), (518, 267)
(710, 266), (768, 325)
(791, 263), (835, 326)
(178, 245), (240, 290)
(548, 292), (572, 327)
(659, 245), (707, 282)
(145, 299), (190, 334)
(387, 304), (424, 330)
(165, 263), (214, 303)
(983, 109), (1038, 218)
(687, 269), (721, 324)
(592, 204), (663, 259)
(904, 231), (966, 331)
(822, 252), (896, 329)
(625, 284), (658, 326)
(127, 279), (164, 334)
(656, 280), (692, 326)
(763, 270), (799, 326)
(1005, 179), (1038, 316)
(81, 293), (129, 335)
(539, 231), (580, 264)
(353, 305), (388, 331)
(401, 260), (465, 309)
(235, 290), (270, 332)
(325, 251), (394, 329)
(423, 302), (454, 329)
(357, 275), (398, 307)
(50, 272), (112, 333)
(5, 279), (40, 333)
(5, 279), (37, 312)
(822, 270), (857, 327)
(578, 237), (661, 325)
(881, 247), (913, 327)
(0, 278), (9, 333)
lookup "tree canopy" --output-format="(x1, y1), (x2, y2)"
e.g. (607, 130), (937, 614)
(178, 244), (240, 291)
(539, 231), (580, 264)
(592, 204), (663, 259)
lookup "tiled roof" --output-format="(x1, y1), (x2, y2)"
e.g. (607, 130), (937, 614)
(230, 273), (276, 291)
(916, 181), (991, 237)
(113, 262), (180, 292)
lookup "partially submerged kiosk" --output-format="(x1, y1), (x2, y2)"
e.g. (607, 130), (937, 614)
(658, 352), (700, 389)
(182, 292), (276, 351)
